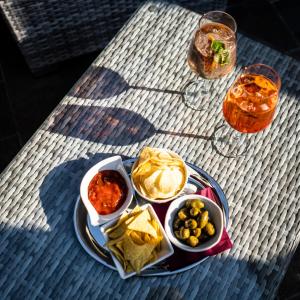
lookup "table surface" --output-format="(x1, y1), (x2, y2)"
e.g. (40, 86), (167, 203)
(1, 2), (300, 299)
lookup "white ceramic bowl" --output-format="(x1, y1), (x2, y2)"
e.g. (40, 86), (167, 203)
(80, 156), (133, 226)
(165, 194), (224, 252)
(100, 204), (174, 279)
(131, 148), (193, 203)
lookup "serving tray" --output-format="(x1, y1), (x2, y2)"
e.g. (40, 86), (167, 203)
(73, 158), (229, 276)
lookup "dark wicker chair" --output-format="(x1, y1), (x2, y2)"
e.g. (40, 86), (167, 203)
(0, 0), (227, 74)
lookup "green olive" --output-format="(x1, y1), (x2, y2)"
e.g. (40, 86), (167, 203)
(175, 227), (190, 240)
(175, 230), (181, 239)
(199, 210), (209, 228)
(185, 200), (192, 208)
(179, 227), (190, 239)
(199, 232), (209, 242)
(190, 207), (200, 217)
(192, 228), (201, 238)
(173, 218), (182, 230)
(197, 213), (202, 224)
(191, 199), (204, 209)
(187, 236), (199, 247)
(206, 222), (215, 236)
(178, 208), (189, 220)
(184, 219), (198, 229)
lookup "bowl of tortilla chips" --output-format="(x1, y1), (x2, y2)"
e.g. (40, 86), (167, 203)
(131, 147), (188, 203)
(101, 204), (174, 279)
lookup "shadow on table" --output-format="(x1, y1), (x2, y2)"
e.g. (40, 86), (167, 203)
(68, 64), (300, 106)
(38, 151), (131, 226)
(0, 152), (122, 297)
(48, 104), (211, 146)
(69, 66), (183, 101)
(0, 151), (287, 298)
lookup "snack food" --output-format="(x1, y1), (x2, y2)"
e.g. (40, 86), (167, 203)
(173, 199), (216, 247)
(132, 147), (187, 199)
(88, 170), (128, 215)
(105, 206), (163, 273)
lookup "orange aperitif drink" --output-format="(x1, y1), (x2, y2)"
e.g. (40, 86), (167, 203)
(223, 73), (279, 133)
(213, 64), (281, 157)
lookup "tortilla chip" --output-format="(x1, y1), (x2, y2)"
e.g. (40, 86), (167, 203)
(115, 241), (124, 254)
(127, 210), (157, 238)
(108, 245), (126, 269)
(105, 206), (142, 234)
(105, 211), (130, 234)
(107, 224), (126, 239)
(130, 231), (145, 245)
(105, 205), (163, 274)
(123, 234), (156, 273)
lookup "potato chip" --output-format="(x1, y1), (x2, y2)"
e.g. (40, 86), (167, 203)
(105, 205), (162, 274)
(158, 151), (172, 160)
(136, 181), (150, 200)
(132, 147), (186, 199)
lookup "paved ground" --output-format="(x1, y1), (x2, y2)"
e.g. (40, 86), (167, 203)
(0, 0), (299, 298)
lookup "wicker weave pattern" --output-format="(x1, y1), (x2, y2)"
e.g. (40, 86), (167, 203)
(0, 0), (227, 73)
(0, 2), (300, 299)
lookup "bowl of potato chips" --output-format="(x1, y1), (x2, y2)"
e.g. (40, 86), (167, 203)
(101, 204), (174, 279)
(131, 147), (190, 203)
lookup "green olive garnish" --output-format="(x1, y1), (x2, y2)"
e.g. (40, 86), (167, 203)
(173, 200), (216, 247)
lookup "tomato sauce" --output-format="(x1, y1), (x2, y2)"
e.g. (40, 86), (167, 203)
(88, 170), (128, 215)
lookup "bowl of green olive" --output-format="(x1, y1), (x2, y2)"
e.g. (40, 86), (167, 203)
(164, 194), (223, 252)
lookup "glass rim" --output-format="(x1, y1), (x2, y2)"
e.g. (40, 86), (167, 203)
(243, 63), (281, 88)
(198, 10), (237, 33)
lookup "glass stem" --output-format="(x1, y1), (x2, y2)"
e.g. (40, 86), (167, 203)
(182, 79), (211, 111)
(212, 123), (250, 157)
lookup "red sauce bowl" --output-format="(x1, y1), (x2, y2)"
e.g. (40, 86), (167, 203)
(88, 170), (128, 215)
(80, 156), (133, 226)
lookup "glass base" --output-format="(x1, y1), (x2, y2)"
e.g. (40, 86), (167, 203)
(212, 124), (250, 158)
(182, 80), (211, 111)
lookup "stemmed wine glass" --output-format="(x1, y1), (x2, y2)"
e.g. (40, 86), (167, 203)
(183, 11), (237, 110)
(213, 64), (281, 157)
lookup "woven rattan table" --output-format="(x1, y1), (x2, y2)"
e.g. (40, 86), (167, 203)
(1, 2), (299, 299)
